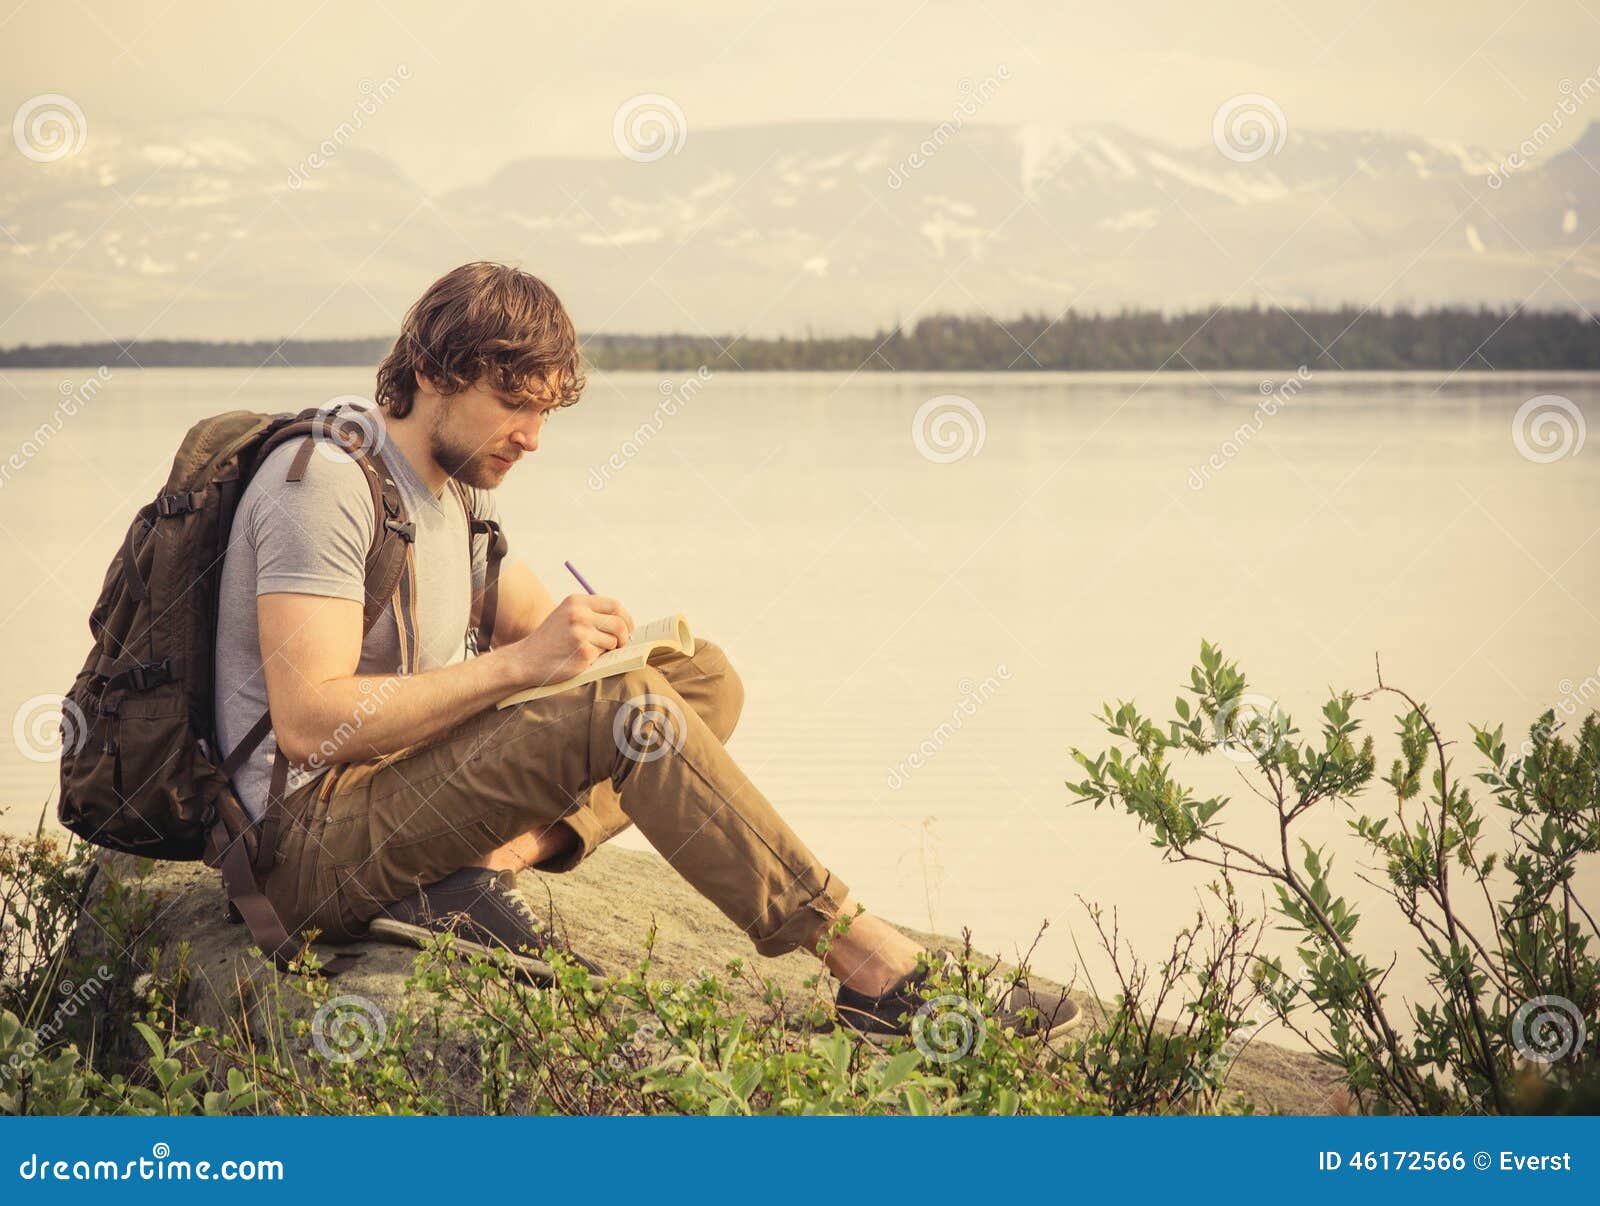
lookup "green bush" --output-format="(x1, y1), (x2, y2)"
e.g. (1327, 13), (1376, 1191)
(1070, 641), (1599, 1114)
(0, 816), (94, 1015)
(182, 926), (1107, 1116)
(3, 857), (1111, 1116)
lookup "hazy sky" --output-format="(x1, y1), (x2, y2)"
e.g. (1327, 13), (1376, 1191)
(5, 0), (1596, 184)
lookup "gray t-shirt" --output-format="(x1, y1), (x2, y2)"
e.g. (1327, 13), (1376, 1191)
(214, 437), (502, 821)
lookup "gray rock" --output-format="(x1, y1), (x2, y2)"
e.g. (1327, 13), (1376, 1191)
(75, 846), (1343, 1114)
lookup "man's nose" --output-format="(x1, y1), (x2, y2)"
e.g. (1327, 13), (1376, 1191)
(509, 425), (537, 451)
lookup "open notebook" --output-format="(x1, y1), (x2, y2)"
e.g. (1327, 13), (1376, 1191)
(495, 613), (694, 707)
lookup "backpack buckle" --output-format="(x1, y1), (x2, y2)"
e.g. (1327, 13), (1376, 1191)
(471, 518), (508, 560)
(154, 491), (200, 517)
(383, 518), (415, 542)
(122, 658), (173, 692)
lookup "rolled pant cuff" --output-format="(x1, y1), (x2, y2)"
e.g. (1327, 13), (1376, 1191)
(536, 809), (607, 873)
(749, 870), (851, 958)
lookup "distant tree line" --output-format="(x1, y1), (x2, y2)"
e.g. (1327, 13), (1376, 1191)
(3, 306), (1596, 372)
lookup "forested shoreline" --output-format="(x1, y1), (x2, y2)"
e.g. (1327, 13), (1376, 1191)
(2, 306), (1596, 372)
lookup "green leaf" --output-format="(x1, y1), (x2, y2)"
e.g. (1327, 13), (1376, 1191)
(132, 1022), (165, 1062)
(731, 1064), (762, 1103)
(875, 1050), (921, 1095)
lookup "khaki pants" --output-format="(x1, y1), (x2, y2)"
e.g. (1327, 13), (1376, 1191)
(262, 640), (849, 957)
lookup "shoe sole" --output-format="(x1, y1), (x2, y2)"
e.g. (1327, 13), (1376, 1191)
(366, 917), (557, 984)
(848, 998), (1091, 1050)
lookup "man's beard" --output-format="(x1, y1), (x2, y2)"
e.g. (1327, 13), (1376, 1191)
(429, 421), (506, 489)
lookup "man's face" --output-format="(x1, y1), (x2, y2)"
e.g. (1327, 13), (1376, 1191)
(421, 373), (561, 489)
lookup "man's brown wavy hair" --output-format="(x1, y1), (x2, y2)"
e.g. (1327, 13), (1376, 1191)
(375, 261), (586, 418)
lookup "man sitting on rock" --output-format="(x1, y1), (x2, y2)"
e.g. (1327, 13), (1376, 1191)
(215, 260), (1080, 1043)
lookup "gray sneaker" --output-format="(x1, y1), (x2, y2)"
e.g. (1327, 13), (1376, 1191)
(366, 866), (604, 981)
(835, 955), (1086, 1047)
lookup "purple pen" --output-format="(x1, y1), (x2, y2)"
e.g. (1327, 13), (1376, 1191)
(564, 560), (596, 595)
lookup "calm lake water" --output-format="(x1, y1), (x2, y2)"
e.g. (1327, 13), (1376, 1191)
(1, 367), (1596, 1040)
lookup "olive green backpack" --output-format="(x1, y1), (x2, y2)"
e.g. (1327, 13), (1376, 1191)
(56, 405), (505, 974)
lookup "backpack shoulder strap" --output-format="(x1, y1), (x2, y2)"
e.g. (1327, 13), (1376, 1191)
(448, 478), (508, 651)
(224, 419), (417, 767)
(211, 412), (418, 976)
(249, 433), (418, 844)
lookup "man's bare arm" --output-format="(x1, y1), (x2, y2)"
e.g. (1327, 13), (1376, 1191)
(259, 589), (634, 767)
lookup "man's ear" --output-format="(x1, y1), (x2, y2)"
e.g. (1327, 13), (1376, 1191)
(412, 365), (433, 396)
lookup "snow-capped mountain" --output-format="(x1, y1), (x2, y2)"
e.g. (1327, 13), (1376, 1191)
(2, 116), (1595, 342)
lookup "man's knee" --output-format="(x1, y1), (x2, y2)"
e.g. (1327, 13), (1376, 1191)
(693, 639), (745, 742)
(601, 663), (686, 782)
